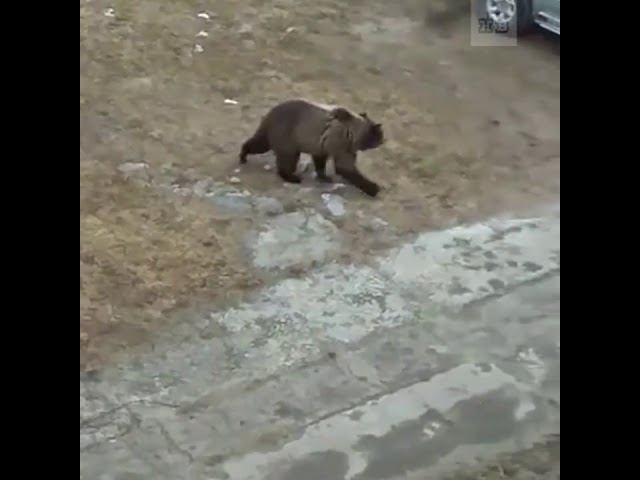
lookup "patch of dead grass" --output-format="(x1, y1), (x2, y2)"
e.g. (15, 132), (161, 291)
(80, 158), (251, 371)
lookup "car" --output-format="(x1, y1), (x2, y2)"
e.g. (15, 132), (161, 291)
(480, 0), (560, 36)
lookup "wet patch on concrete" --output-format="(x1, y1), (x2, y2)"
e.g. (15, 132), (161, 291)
(378, 214), (560, 312)
(269, 450), (350, 480)
(220, 363), (557, 480)
(350, 389), (530, 480)
(274, 401), (307, 421)
(522, 261), (543, 272)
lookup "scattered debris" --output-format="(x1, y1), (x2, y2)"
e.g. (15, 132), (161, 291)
(224, 99), (239, 105)
(321, 193), (345, 217)
(197, 12), (210, 20)
(233, 168), (241, 174)
(103, 8), (115, 17)
(194, 44), (204, 53)
(238, 24), (253, 34)
(229, 176), (241, 184)
(196, 30), (209, 38)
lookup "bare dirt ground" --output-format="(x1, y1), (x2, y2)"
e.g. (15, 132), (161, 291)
(80, 0), (559, 371)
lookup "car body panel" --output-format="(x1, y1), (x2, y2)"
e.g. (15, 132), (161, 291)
(532, 0), (560, 35)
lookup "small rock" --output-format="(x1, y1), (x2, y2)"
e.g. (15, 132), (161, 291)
(368, 218), (389, 231)
(321, 193), (345, 217)
(328, 183), (346, 192)
(103, 8), (115, 17)
(149, 129), (163, 139)
(194, 44), (204, 53)
(264, 164), (272, 171)
(224, 98), (239, 105)
(280, 26), (299, 41)
(196, 30), (209, 38)
(197, 12), (210, 20)
(229, 176), (241, 184)
(238, 23), (253, 34)
(234, 168), (241, 174)
(357, 211), (389, 232)
(118, 162), (148, 173)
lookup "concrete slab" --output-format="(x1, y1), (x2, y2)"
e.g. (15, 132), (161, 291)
(80, 207), (560, 480)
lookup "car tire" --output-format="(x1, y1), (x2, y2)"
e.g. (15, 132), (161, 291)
(474, 0), (534, 38)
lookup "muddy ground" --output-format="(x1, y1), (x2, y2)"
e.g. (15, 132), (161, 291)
(80, 0), (559, 375)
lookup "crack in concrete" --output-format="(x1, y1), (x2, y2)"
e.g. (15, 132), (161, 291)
(81, 399), (181, 430)
(81, 404), (137, 453)
(300, 368), (451, 432)
(156, 420), (195, 463)
(453, 269), (560, 315)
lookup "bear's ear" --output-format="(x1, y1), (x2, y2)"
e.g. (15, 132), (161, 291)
(359, 112), (368, 118)
(331, 107), (354, 122)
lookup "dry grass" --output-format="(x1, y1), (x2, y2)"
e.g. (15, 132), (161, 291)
(80, 156), (251, 370)
(80, 0), (559, 370)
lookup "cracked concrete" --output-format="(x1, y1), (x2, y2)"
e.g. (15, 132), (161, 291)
(80, 205), (559, 480)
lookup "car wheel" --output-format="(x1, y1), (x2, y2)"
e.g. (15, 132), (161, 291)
(474, 0), (534, 37)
